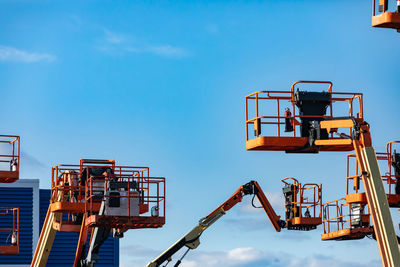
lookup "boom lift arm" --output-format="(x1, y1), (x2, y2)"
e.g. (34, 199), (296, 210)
(316, 119), (400, 267)
(146, 180), (285, 267)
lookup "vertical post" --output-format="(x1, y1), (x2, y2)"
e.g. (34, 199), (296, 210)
(277, 99), (280, 137)
(255, 93), (259, 120)
(291, 94), (296, 137)
(73, 214), (89, 267)
(245, 97), (249, 141)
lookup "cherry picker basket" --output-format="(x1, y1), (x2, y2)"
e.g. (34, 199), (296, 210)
(281, 177), (322, 230)
(321, 198), (373, 241)
(0, 207), (19, 255)
(0, 135), (20, 183)
(245, 81), (363, 153)
(50, 159), (165, 232)
(372, 0), (400, 31)
(84, 170), (165, 230)
(346, 141), (400, 207)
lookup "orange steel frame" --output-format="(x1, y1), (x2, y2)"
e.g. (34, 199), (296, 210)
(372, 0), (400, 31)
(281, 177), (322, 226)
(346, 141), (400, 206)
(0, 207), (19, 255)
(321, 198), (372, 241)
(84, 174), (166, 230)
(49, 161), (165, 232)
(245, 82), (399, 266)
(0, 135), (20, 183)
(245, 81), (363, 152)
(46, 159), (165, 267)
(205, 180), (283, 232)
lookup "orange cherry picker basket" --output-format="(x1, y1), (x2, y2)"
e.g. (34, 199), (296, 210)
(49, 159), (165, 232)
(321, 198), (373, 241)
(372, 0), (400, 31)
(346, 141), (400, 207)
(0, 207), (19, 255)
(0, 135), (20, 183)
(281, 177), (322, 230)
(32, 159), (165, 266)
(245, 81), (363, 153)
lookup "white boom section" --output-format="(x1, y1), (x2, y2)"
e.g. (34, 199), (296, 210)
(358, 147), (400, 267)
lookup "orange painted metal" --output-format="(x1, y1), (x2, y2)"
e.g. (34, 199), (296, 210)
(372, 0), (400, 31)
(205, 181), (283, 232)
(0, 135), (20, 183)
(52, 221), (81, 233)
(346, 141), (400, 207)
(0, 207), (19, 255)
(50, 160), (165, 232)
(281, 177), (322, 228)
(252, 181), (283, 232)
(85, 215), (165, 231)
(321, 198), (372, 241)
(46, 159), (166, 267)
(245, 81), (363, 152)
(73, 214), (89, 267)
(84, 174), (165, 230)
(321, 228), (374, 241)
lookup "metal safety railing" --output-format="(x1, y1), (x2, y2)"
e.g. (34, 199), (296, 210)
(85, 174), (165, 219)
(346, 141), (400, 196)
(282, 177), (322, 219)
(0, 135), (20, 182)
(50, 160), (165, 230)
(322, 198), (371, 235)
(245, 81), (363, 141)
(373, 0), (400, 16)
(0, 207), (19, 250)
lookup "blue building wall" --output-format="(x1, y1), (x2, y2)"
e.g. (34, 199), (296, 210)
(0, 187), (33, 265)
(40, 189), (119, 267)
(0, 180), (119, 266)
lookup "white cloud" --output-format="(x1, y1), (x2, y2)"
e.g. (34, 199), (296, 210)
(0, 45), (56, 63)
(104, 29), (130, 45)
(239, 190), (284, 215)
(98, 29), (190, 58)
(146, 45), (189, 58)
(227, 247), (262, 262)
(120, 246), (380, 267)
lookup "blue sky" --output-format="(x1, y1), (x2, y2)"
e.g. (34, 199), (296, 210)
(1, 1), (400, 266)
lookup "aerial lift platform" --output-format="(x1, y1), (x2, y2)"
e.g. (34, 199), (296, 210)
(321, 198), (373, 241)
(245, 80), (400, 267)
(31, 159), (165, 267)
(281, 177), (322, 230)
(0, 207), (19, 255)
(372, 0), (400, 32)
(0, 135), (20, 256)
(245, 81), (362, 153)
(147, 178), (322, 267)
(0, 135), (20, 183)
(346, 141), (400, 207)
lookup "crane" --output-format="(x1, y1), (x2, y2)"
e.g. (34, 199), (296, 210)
(146, 179), (322, 267)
